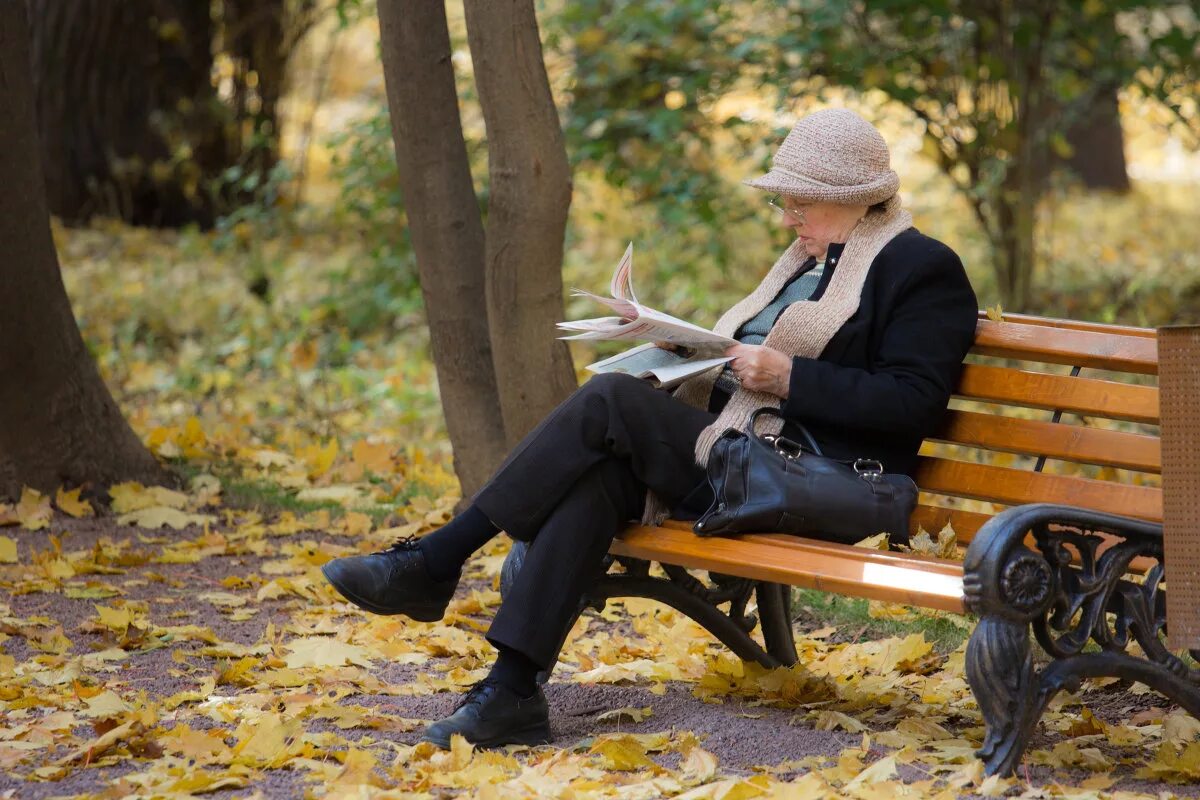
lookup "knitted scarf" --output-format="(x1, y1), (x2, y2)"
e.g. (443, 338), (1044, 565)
(640, 195), (914, 526)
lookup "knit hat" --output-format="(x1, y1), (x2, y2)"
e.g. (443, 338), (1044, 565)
(743, 108), (900, 205)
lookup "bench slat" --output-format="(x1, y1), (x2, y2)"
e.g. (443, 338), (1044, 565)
(612, 525), (966, 613)
(980, 311), (1157, 338)
(911, 503), (992, 541)
(956, 364), (1159, 424)
(915, 457), (1162, 521)
(932, 409), (1162, 473)
(971, 319), (1159, 374)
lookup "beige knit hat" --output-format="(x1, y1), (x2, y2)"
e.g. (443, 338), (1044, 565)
(744, 108), (900, 205)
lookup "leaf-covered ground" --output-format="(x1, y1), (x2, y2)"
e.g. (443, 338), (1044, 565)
(3, 183), (1200, 798)
(3, 480), (1200, 799)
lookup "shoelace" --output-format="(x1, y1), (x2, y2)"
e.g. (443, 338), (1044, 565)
(383, 534), (420, 552)
(454, 679), (500, 712)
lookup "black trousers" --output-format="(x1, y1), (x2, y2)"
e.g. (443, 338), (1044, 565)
(473, 373), (717, 669)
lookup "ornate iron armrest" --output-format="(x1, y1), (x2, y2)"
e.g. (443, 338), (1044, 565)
(962, 502), (1200, 776)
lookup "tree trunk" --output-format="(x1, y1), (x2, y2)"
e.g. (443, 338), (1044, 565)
(1065, 85), (1130, 192)
(27, 0), (226, 227)
(464, 0), (577, 447)
(376, 0), (509, 497)
(224, 0), (288, 185)
(0, 2), (167, 501)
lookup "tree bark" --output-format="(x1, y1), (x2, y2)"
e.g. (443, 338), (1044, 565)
(1065, 85), (1130, 192)
(464, 0), (577, 447)
(376, 0), (509, 497)
(0, 2), (167, 501)
(27, 0), (227, 227)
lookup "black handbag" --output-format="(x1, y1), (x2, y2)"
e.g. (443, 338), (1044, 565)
(693, 407), (917, 546)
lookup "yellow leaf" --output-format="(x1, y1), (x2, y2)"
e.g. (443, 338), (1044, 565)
(589, 734), (663, 772)
(109, 482), (188, 513)
(1065, 707), (1107, 738)
(596, 706), (653, 725)
(986, 303), (1004, 321)
(853, 532), (889, 550)
(55, 487), (94, 518)
(162, 724), (229, 759)
(298, 438), (338, 478)
(117, 506), (216, 529)
(80, 690), (133, 719)
(814, 710), (868, 733)
(337, 511), (373, 537)
(233, 712), (302, 767)
(17, 487), (51, 530)
(978, 773), (1015, 796)
(448, 733), (475, 770)
(679, 736), (719, 781)
(1164, 710), (1200, 746)
(0, 536), (16, 564)
(352, 440), (395, 475)
(283, 637), (375, 669)
(845, 755), (897, 790)
(95, 604), (133, 634)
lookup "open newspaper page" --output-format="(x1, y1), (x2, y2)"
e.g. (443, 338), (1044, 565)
(558, 243), (735, 387)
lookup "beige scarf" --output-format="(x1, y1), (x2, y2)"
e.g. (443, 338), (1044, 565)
(641, 196), (914, 525)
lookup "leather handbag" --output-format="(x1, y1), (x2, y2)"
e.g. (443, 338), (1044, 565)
(693, 407), (917, 546)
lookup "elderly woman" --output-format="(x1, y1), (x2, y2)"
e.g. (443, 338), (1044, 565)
(321, 108), (978, 748)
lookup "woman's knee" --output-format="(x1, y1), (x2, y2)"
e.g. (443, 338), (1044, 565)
(577, 371), (655, 406)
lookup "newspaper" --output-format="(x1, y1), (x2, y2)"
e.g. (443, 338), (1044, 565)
(559, 243), (735, 387)
(584, 342), (732, 389)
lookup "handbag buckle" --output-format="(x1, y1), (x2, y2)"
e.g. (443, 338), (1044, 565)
(764, 434), (805, 460)
(853, 458), (884, 479)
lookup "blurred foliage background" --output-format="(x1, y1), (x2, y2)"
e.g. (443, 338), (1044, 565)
(45, 0), (1200, 484)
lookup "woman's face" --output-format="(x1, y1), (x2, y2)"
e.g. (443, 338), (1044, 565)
(774, 197), (868, 259)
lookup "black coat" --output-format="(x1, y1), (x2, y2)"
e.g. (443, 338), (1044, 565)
(710, 227), (978, 478)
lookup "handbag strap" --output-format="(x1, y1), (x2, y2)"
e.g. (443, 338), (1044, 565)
(748, 406), (823, 456)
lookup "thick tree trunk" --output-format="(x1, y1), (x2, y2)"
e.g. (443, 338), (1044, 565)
(0, 2), (167, 501)
(376, 0), (509, 497)
(27, 0), (225, 227)
(1065, 85), (1130, 192)
(464, 0), (577, 447)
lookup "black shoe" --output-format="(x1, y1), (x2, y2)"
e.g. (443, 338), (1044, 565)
(320, 535), (458, 621)
(421, 679), (552, 749)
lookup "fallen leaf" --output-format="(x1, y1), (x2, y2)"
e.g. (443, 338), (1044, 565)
(17, 487), (51, 530)
(597, 706), (653, 725)
(55, 487), (94, 518)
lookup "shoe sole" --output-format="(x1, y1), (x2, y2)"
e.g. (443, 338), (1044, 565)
(320, 563), (445, 622)
(422, 722), (553, 750)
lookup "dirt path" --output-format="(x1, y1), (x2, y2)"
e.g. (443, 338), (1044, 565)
(1, 511), (1196, 799)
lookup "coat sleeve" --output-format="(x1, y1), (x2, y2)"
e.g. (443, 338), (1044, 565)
(779, 250), (978, 439)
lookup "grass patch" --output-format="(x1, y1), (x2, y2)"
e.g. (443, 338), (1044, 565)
(791, 588), (970, 653)
(168, 460), (398, 524)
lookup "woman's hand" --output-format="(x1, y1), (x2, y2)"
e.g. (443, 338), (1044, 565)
(725, 344), (792, 398)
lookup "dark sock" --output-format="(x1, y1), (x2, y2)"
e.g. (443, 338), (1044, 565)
(417, 505), (500, 581)
(488, 646), (540, 698)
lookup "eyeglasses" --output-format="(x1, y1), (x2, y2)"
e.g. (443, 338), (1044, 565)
(767, 195), (807, 224)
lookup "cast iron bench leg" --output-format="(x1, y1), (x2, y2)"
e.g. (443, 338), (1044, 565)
(964, 503), (1200, 776)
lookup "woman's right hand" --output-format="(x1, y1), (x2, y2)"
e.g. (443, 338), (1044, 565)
(652, 341), (678, 352)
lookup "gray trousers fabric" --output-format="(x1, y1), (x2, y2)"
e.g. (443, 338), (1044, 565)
(473, 373), (717, 668)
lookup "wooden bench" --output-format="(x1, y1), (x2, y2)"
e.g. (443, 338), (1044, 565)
(501, 311), (1200, 776)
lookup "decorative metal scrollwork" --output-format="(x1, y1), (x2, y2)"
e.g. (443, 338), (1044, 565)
(963, 503), (1200, 778)
(1000, 552), (1053, 613)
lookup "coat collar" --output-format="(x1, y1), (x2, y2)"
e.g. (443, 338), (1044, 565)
(825, 241), (847, 266)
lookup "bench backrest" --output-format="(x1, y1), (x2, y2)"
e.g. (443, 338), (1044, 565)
(913, 311), (1160, 545)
